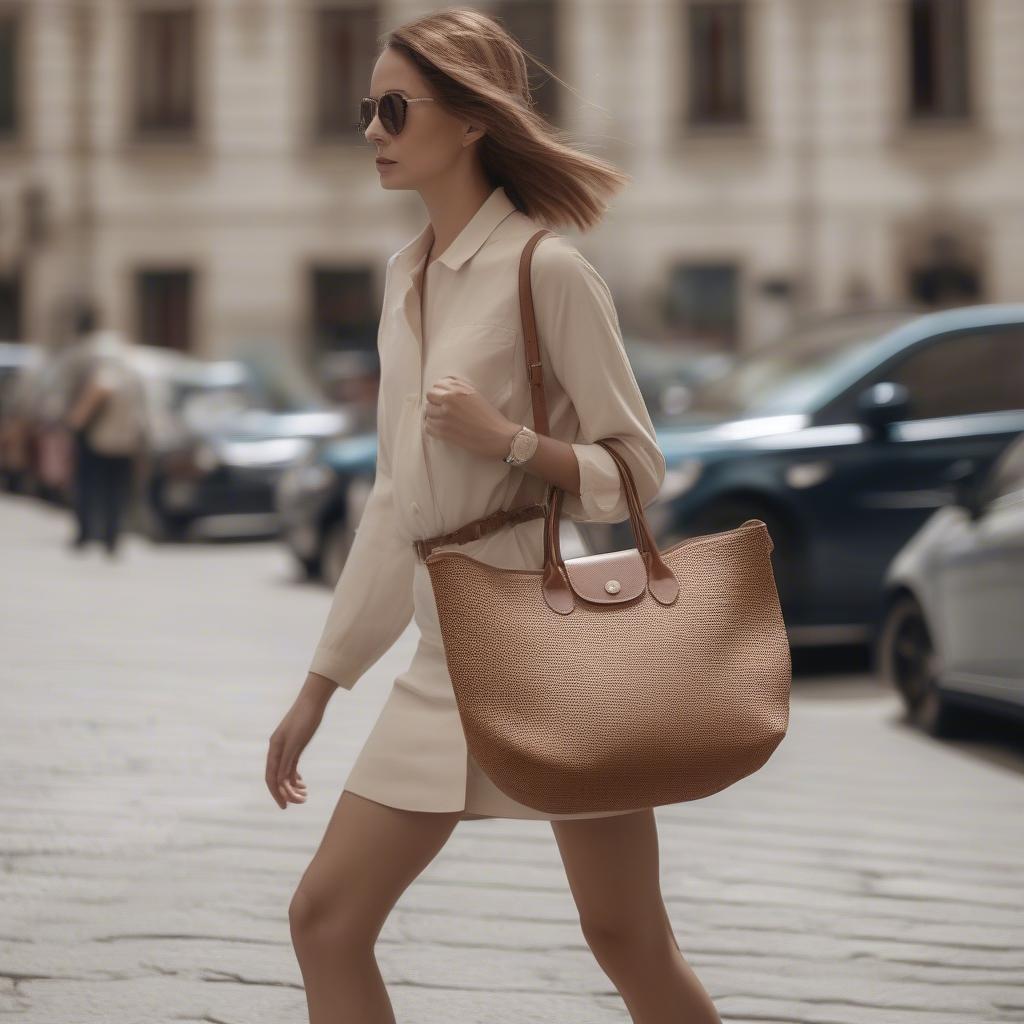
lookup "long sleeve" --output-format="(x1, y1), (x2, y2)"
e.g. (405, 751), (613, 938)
(307, 349), (417, 691)
(531, 235), (666, 524)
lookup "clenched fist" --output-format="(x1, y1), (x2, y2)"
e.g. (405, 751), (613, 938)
(423, 374), (519, 460)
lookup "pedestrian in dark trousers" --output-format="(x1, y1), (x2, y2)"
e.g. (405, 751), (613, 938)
(69, 427), (136, 555)
(63, 329), (149, 559)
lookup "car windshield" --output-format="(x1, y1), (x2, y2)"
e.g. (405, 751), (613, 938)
(656, 311), (918, 422)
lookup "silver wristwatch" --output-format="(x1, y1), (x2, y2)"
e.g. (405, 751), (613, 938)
(503, 425), (539, 466)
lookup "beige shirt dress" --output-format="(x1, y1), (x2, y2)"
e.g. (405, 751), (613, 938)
(308, 185), (667, 821)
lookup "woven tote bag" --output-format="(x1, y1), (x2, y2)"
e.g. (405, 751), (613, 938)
(424, 229), (792, 814)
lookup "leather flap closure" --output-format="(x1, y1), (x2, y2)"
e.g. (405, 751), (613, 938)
(562, 547), (647, 604)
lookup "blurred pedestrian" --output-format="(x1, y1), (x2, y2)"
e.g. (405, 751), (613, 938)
(63, 316), (149, 558)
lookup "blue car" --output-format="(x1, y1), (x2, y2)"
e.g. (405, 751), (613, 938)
(614, 305), (1024, 649)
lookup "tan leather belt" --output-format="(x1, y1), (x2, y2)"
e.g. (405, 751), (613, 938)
(414, 502), (548, 562)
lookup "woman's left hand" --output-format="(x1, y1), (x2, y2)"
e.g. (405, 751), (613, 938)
(423, 375), (517, 460)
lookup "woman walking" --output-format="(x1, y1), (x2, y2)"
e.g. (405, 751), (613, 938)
(267, 9), (721, 1022)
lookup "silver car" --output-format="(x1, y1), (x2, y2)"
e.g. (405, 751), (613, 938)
(877, 431), (1024, 736)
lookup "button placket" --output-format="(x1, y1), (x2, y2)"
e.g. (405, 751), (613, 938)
(397, 249), (442, 534)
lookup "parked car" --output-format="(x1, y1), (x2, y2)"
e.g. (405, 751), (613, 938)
(614, 304), (1024, 649)
(877, 431), (1024, 736)
(135, 350), (356, 541)
(623, 336), (735, 421)
(276, 432), (378, 583)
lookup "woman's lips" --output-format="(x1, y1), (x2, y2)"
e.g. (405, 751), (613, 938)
(376, 158), (397, 166)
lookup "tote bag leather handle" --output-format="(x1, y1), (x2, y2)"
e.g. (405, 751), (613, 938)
(518, 229), (679, 614)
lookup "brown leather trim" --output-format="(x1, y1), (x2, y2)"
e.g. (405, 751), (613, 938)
(518, 229), (554, 437)
(562, 548), (648, 604)
(413, 228), (556, 563)
(414, 501), (548, 562)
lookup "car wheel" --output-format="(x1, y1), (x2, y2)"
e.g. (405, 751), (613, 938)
(320, 517), (355, 586)
(878, 593), (961, 738)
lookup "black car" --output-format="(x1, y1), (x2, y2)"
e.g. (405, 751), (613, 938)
(138, 352), (355, 541)
(626, 304), (1024, 649)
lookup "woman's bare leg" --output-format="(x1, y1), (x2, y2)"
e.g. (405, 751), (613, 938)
(289, 789), (462, 1024)
(551, 809), (721, 1024)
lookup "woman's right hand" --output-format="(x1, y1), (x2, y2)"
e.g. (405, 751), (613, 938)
(265, 677), (335, 809)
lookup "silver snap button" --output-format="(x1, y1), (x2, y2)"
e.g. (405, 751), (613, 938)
(605, 579), (620, 594)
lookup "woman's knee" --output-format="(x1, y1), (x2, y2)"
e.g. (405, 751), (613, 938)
(288, 877), (376, 957)
(578, 907), (676, 965)
(288, 791), (460, 958)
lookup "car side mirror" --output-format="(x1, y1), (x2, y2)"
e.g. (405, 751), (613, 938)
(943, 457), (987, 520)
(855, 381), (910, 439)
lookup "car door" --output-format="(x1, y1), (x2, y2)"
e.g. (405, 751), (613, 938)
(934, 432), (1024, 706)
(814, 323), (1024, 623)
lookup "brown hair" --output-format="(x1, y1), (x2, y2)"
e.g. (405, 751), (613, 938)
(383, 7), (630, 231)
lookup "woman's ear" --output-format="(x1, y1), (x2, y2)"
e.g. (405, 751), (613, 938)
(464, 124), (486, 147)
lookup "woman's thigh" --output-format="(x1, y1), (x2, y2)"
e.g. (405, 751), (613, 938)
(550, 809), (676, 945)
(291, 790), (462, 941)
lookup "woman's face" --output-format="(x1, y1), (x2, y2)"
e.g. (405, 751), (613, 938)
(364, 47), (481, 189)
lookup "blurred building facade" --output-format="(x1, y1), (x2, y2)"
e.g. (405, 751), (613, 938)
(0, 0), (1021, 360)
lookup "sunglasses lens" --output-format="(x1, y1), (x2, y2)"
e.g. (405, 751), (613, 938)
(379, 93), (405, 135)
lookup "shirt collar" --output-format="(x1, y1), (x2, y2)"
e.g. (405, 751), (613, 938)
(392, 185), (518, 274)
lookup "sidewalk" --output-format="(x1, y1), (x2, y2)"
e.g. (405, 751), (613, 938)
(1, 492), (1022, 1023)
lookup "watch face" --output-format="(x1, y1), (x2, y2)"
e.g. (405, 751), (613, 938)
(513, 428), (536, 461)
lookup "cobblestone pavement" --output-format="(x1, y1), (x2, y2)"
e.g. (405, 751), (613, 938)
(2, 493), (1023, 1024)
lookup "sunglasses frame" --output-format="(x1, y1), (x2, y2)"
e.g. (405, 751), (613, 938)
(357, 92), (437, 135)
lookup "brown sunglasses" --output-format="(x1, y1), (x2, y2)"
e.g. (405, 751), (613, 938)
(356, 91), (437, 135)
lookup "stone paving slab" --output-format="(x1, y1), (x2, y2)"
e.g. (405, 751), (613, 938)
(1, 493), (1023, 1023)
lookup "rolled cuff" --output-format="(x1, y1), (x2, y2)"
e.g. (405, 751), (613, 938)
(563, 442), (627, 522)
